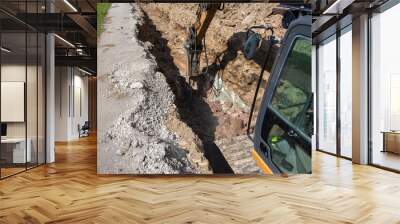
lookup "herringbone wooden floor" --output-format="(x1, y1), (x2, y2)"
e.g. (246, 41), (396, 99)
(0, 135), (400, 223)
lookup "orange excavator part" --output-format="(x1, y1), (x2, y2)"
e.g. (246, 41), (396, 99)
(251, 149), (273, 174)
(192, 4), (221, 47)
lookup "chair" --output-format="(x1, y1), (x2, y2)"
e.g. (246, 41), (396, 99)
(79, 121), (90, 138)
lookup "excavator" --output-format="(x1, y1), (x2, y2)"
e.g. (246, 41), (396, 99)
(184, 3), (312, 174)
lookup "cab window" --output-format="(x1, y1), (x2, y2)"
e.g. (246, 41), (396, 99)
(270, 37), (312, 137)
(260, 36), (312, 174)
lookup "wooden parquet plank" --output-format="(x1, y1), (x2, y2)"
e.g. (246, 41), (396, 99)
(0, 134), (400, 223)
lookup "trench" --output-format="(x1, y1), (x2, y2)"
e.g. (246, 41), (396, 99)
(136, 4), (283, 174)
(137, 9), (234, 173)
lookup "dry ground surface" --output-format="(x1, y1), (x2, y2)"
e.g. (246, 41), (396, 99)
(139, 3), (286, 140)
(98, 3), (286, 174)
(98, 3), (210, 174)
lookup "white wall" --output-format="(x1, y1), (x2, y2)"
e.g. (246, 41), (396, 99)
(1, 82), (25, 122)
(55, 67), (89, 141)
(1, 65), (34, 138)
(1, 65), (26, 139)
(71, 72), (89, 138)
(1, 63), (46, 164)
(55, 66), (69, 141)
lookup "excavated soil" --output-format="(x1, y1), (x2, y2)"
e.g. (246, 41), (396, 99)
(98, 3), (287, 174)
(139, 3), (286, 140)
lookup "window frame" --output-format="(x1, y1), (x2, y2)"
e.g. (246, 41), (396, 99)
(253, 16), (312, 174)
(270, 37), (313, 136)
(0, 0), (47, 180)
(314, 16), (353, 161)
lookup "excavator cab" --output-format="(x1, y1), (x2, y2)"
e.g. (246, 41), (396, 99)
(249, 15), (312, 174)
(184, 3), (312, 174)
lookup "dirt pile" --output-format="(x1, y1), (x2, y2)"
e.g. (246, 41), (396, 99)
(98, 3), (288, 174)
(140, 3), (286, 140)
(97, 3), (210, 174)
(141, 3), (285, 103)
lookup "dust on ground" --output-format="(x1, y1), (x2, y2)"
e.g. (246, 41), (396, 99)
(97, 3), (286, 174)
(97, 3), (211, 174)
(139, 3), (286, 140)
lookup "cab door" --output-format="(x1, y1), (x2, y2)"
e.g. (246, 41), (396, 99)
(253, 16), (312, 174)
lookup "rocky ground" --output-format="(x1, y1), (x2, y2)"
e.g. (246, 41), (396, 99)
(97, 3), (210, 174)
(98, 3), (286, 174)
(139, 3), (286, 139)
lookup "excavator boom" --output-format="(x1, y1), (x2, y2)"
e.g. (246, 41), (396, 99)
(185, 4), (221, 78)
(193, 4), (221, 47)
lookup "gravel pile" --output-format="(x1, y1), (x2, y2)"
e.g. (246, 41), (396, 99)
(97, 3), (205, 174)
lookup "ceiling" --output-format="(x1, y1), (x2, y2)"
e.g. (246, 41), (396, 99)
(312, 0), (390, 40)
(0, 0), (97, 74)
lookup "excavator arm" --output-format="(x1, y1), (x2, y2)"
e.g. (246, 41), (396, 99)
(185, 3), (222, 78)
(192, 4), (221, 47)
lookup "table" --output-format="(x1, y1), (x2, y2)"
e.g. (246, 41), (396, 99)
(1, 138), (31, 163)
(381, 131), (400, 154)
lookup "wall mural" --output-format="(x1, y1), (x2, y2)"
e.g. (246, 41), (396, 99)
(97, 3), (312, 175)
